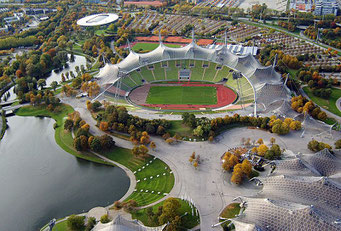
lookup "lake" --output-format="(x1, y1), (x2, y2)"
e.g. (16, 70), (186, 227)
(0, 116), (129, 231)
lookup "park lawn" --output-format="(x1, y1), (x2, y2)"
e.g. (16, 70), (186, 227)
(146, 86), (217, 105)
(303, 86), (341, 117)
(131, 198), (200, 229)
(103, 150), (174, 207)
(52, 220), (68, 231)
(168, 120), (193, 137)
(95, 29), (106, 36)
(219, 203), (241, 229)
(16, 104), (110, 165)
(133, 43), (181, 52)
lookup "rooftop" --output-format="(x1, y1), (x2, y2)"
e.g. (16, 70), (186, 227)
(77, 13), (119, 27)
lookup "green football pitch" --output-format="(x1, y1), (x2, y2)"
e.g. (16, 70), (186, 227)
(146, 86), (217, 105)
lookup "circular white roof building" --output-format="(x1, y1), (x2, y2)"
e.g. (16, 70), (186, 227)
(77, 13), (119, 27)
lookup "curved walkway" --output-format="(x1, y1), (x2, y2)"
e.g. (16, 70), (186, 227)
(61, 96), (341, 230)
(336, 97), (341, 115)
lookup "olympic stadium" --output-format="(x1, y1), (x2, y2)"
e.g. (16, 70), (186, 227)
(96, 35), (291, 116)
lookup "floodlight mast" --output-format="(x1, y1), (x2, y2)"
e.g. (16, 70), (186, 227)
(114, 73), (123, 105)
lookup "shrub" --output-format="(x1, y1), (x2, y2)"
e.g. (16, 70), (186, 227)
(335, 139), (341, 149)
(307, 139), (332, 152)
(100, 214), (111, 224)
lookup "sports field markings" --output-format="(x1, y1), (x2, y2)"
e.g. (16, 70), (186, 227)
(145, 86), (217, 105)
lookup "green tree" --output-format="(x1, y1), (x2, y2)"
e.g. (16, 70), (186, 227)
(67, 215), (85, 231)
(158, 198), (181, 225)
(64, 119), (74, 131)
(37, 79), (46, 90)
(90, 136), (102, 152)
(50, 81), (58, 91)
(193, 125), (204, 137)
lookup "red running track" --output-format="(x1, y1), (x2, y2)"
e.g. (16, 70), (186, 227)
(139, 83), (237, 110)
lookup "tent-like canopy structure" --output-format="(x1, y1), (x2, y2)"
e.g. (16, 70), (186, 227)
(231, 196), (341, 231)
(96, 32), (292, 115)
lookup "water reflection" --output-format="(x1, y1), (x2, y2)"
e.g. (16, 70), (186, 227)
(0, 116), (129, 231)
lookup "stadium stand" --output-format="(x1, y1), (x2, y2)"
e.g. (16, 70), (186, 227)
(97, 38), (291, 114)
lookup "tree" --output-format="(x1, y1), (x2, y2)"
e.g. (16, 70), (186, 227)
(335, 139), (341, 149)
(67, 215), (85, 231)
(132, 146), (140, 156)
(37, 79), (46, 90)
(231, 164), (243, 184)
(256, 138), (263, 144)
(150, 141), (156, 150)
(270, 137), (276, 145)
(85, 217), (96, 231)
(50, 81), (58, 91)
(139, 145), (149, 155)
(289, 121), (302, 130)
(193, 125), (204, 137)
(90, 136), (102, 152)
(99, 121), (109, 131)
(158, 198), (181, 225)
(308, 139), (331, 152)
(190, 152), (196, 159)
(231, 171), (243, 184)
(257, 144), (269, 156)
(64, 119), (74, 131)
(193, 161), (198, 169)
(241, 159), (252, 177)
(165, 138), (175, 145)
(317, 111), (327, 120)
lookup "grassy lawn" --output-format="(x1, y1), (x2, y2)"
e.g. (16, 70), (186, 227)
(103, 149), (174, 207)
(0, 112), (6, 141)
(95, 29), (107, 36)
(303, 86), (341, 117)
(51, 220), (68, 231)
(131, 198), (200, 229)
(219, 203), (241, 229)
(133, 43), (181, 52)
(16, 104), (110, 165)
(287, 68), (299, 80)
(146, 86), (217, 105)
(168, 120), (193, 137)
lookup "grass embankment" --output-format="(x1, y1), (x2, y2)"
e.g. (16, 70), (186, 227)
(146, 86), (217, 105)
(219, 203), (241, 229)
(132, 43), (181, 52)
(15, 104), (110, 165)
(303, 86), (341, 117)
(104, 149), (174, 206)
(131, 198), (200, 229)
(0, 111), (7, 140)
(168, 120), (193, 137)
(52, 220), (67, 231)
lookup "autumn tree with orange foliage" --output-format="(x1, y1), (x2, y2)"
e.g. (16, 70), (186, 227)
(99, 121), (109, 131)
